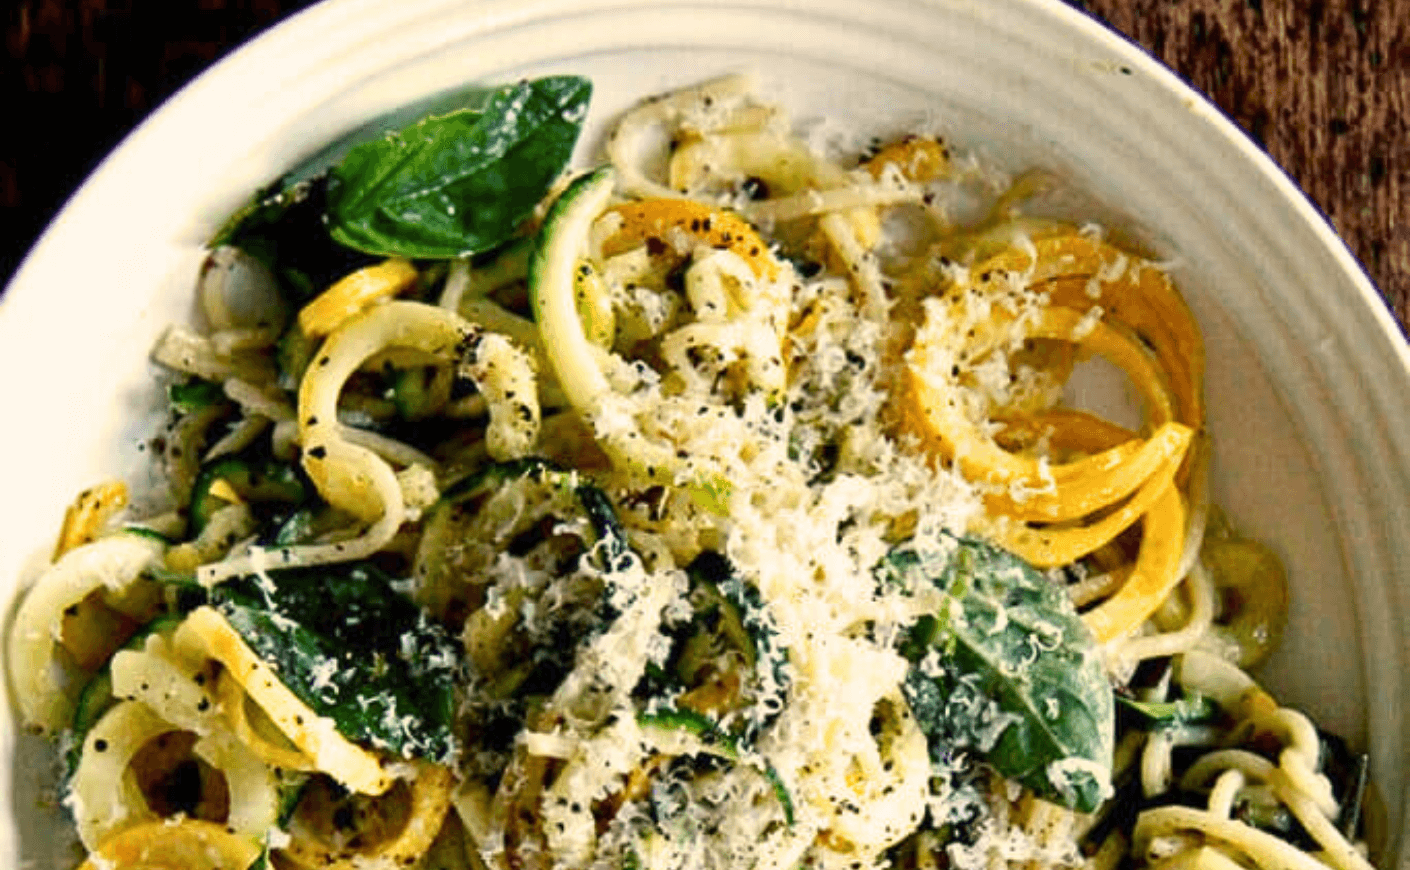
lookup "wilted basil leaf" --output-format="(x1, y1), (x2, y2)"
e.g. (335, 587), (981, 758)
(213, 562), (461, 763)
(888, 533), (1114, 812)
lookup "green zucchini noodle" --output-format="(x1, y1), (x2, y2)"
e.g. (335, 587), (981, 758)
(5, 74), (1381, 870)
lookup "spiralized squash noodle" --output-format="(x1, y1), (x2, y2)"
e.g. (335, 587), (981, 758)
(173, 606), (395, 796)
(7, 533), (161, 732)
(76, 819), (263, 870)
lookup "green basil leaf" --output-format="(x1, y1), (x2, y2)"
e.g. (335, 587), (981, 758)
(209, 174), (377, 306)
(212, 562), (461, 763)
(326, 75), (592, 259)
(209, 175), (306, 251)
(892, 533), (1114, 812)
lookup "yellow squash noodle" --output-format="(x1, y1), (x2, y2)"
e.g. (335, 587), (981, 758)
(862, 135), (951, 183)
(298, 257), (418, 337)
(281, 763), (456, 870)
(1081, 482), (1188, 643)
(986, 422), (1190, 523)
(972, 232), (1205, 430)
(995, 408), (1141, 455)
(173, 606), (395, 795)
(76, 819), (262, 870)
(52, 480), (129, 560)
(902, 299), (1184, 511)
(989, 450), (1185, 569)
(600, 199), (782, 280)
(216, 671), (319, 773)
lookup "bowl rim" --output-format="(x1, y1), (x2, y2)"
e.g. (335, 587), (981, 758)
(2, 0), (1406, 865)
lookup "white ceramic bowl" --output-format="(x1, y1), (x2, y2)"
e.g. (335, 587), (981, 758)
(3, 0), (1408, 866)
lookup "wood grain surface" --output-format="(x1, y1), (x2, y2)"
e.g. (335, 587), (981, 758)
(2, 0), (1407, 332)
(1075, 0), (1409, 332)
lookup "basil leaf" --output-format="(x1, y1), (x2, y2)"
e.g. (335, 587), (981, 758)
(326, 75), (592, 259)
(212, 562), (461, 763)
(891, 533), (1114, 812)
(210, 174), (376, 306)
(210, 175), (307, 251)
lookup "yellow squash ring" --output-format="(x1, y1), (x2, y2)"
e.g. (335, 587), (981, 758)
(904, 304), (1186, 522)
(969, 233), (1204, 429)
(987, 451), (1183, 568)
(298, 257), (418, 338)
(78, 819), (261, 870)
(601, 199), (781, 280)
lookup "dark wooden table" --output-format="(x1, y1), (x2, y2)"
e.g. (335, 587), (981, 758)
(3, 0), (1407, 332)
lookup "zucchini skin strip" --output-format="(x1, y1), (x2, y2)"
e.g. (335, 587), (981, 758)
(530, 168), (619, 417)
(174, 606), (395, 796)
